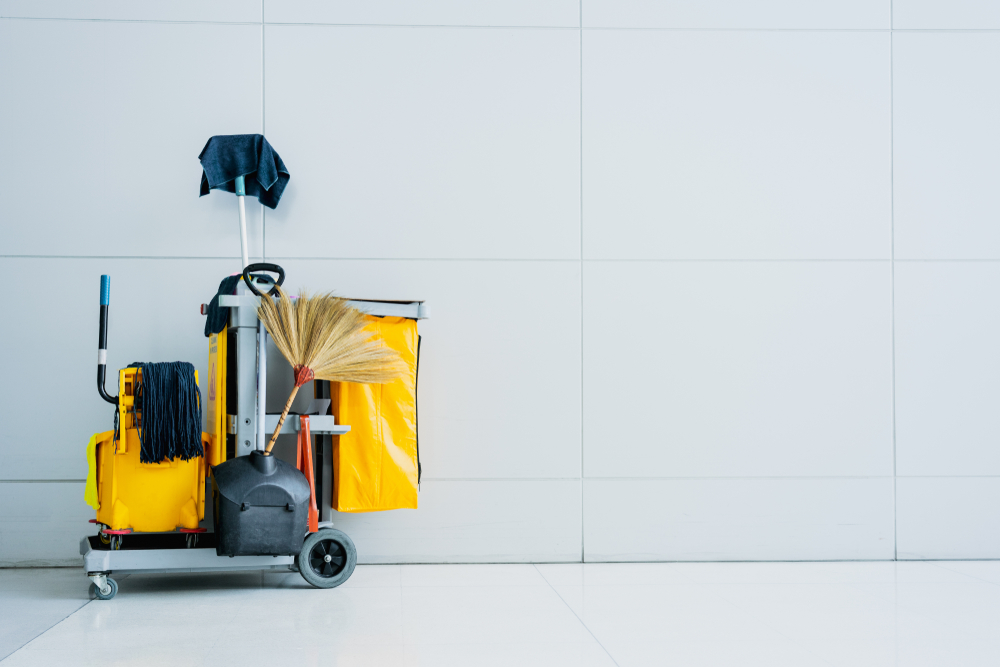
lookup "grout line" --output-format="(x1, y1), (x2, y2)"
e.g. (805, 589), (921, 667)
(533, 564), (622, 666)
(0, 587), (97, 662)
(579, 0), (585, 566)
(11, 256), (1000, 262)
(262, 22), (579, 30)
(2, 475), (994, 483)
(423, 475), (902, 481)
(2, 16), (999, 33)
(931, 562), (1000, 587)
(0, 16), (261, 25)
(420, 477), (585, 482)
(890, 27), (897, 562)
(584, 475), (899, 480)
(0, 255), (581, 262)
(0, 479), (87, 483)
(578, 258), (893, 262)
(261, 15), (266, 262)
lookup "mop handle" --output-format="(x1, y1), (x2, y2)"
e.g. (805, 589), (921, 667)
(235, 175), (249, 269)
(97, 275), (117, 405)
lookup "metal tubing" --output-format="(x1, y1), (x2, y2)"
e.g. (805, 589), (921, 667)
(97, 275), (117, 405)
(235, 175), (249, 269)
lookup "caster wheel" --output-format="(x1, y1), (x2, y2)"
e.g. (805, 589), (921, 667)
(90, 578), (118, 600)
(99, 533), (111, 546)
(297, 529), (356, 589)
(110, 535), (123, 551)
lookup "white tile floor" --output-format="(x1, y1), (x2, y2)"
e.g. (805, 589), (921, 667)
(2, 561), (1000, 666)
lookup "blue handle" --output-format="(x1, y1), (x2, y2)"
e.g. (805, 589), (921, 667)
(234, 175), (246, 197)
(100, 275), (110, 305)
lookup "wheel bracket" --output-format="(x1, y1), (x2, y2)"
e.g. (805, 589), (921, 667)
(88, 572), (111, 597)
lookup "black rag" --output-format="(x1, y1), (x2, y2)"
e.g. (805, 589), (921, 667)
(204, 275), (242, 337)
(204, 273), (277, 337)
(198, 134), (289, 209)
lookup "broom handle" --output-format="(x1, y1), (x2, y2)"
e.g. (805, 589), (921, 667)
(265, 385), (300, 454)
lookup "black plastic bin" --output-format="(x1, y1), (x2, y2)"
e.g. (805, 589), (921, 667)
(212, 450), (311, 557)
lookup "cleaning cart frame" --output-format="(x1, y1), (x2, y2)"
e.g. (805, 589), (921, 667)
(82, 274), (427, 599)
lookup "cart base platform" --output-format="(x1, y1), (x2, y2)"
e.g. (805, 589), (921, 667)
(81, 535), (295, 575)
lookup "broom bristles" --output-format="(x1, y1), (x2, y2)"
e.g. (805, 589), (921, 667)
(257, 285), (407, 384)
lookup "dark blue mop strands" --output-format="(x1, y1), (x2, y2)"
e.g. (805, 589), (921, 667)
(127, 362), (204, 464)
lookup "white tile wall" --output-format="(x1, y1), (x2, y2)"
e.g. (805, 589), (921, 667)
(263, 25), (580, 260)
(1, 0), (997, 564)
(264, 0), (579, 27)
(582, 0), (889, 29)
(897, 478), (1000, 560)
(895, 262), (1000, 477)
(0, 20), (264, 258)
(583, 261), (893, 478)
(0, 482), (92, 566)
(893, 0), (1000, 29)
(0, 0), (262, 22)
(582, 30), (891, 260)
(333, 480), (582, 563)
(584, 479), (895, 561)
(893, 33), (1000, 259)
(276, 259), (582, 479)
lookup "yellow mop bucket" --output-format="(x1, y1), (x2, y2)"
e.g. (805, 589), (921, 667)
(88, 276), (207, 534)
(89, 368), (207, 533)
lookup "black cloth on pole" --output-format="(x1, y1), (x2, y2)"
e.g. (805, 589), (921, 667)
(198, 134), (289, 209)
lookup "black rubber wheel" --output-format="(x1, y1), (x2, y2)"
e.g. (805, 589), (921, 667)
(298, 529), (356, 589)
(90, 578), (118, 600)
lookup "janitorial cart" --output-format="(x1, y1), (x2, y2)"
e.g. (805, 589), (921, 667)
(81, 135), (427, 599)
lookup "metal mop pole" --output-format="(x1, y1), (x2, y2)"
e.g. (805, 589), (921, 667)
(234, 173), (266, 450)
(234, 175), (249, 269)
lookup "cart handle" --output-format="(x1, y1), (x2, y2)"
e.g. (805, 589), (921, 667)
(242, 262), (285, 297)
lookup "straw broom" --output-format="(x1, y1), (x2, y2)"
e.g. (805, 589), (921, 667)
(257, 285), (406, 454)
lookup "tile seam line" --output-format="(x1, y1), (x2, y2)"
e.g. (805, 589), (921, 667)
(0, 16), (262, 25)
(1, 256), (915, 262)
(890, 23), (898, 562)
(532, 564), (622, 667)
(930, 563), (1000, 587)
(579, 0), (585, 565)
(0, 588), (99, 662)
(4, 558), (997, 567)
(2, 17), (997, 32)
(12, 475), (1000, 483)
(582, 27), (1000, 32)
(584, 475), (901, 480)
(266, 22), (579, 29)
(5, 475), (995, 482)
(9, 257), (1000, 262)
(261, 3), (266, 263)
(0, 255), (584, 262)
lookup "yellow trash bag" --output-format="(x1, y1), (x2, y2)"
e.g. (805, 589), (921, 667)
(332, 315), (419, 512)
